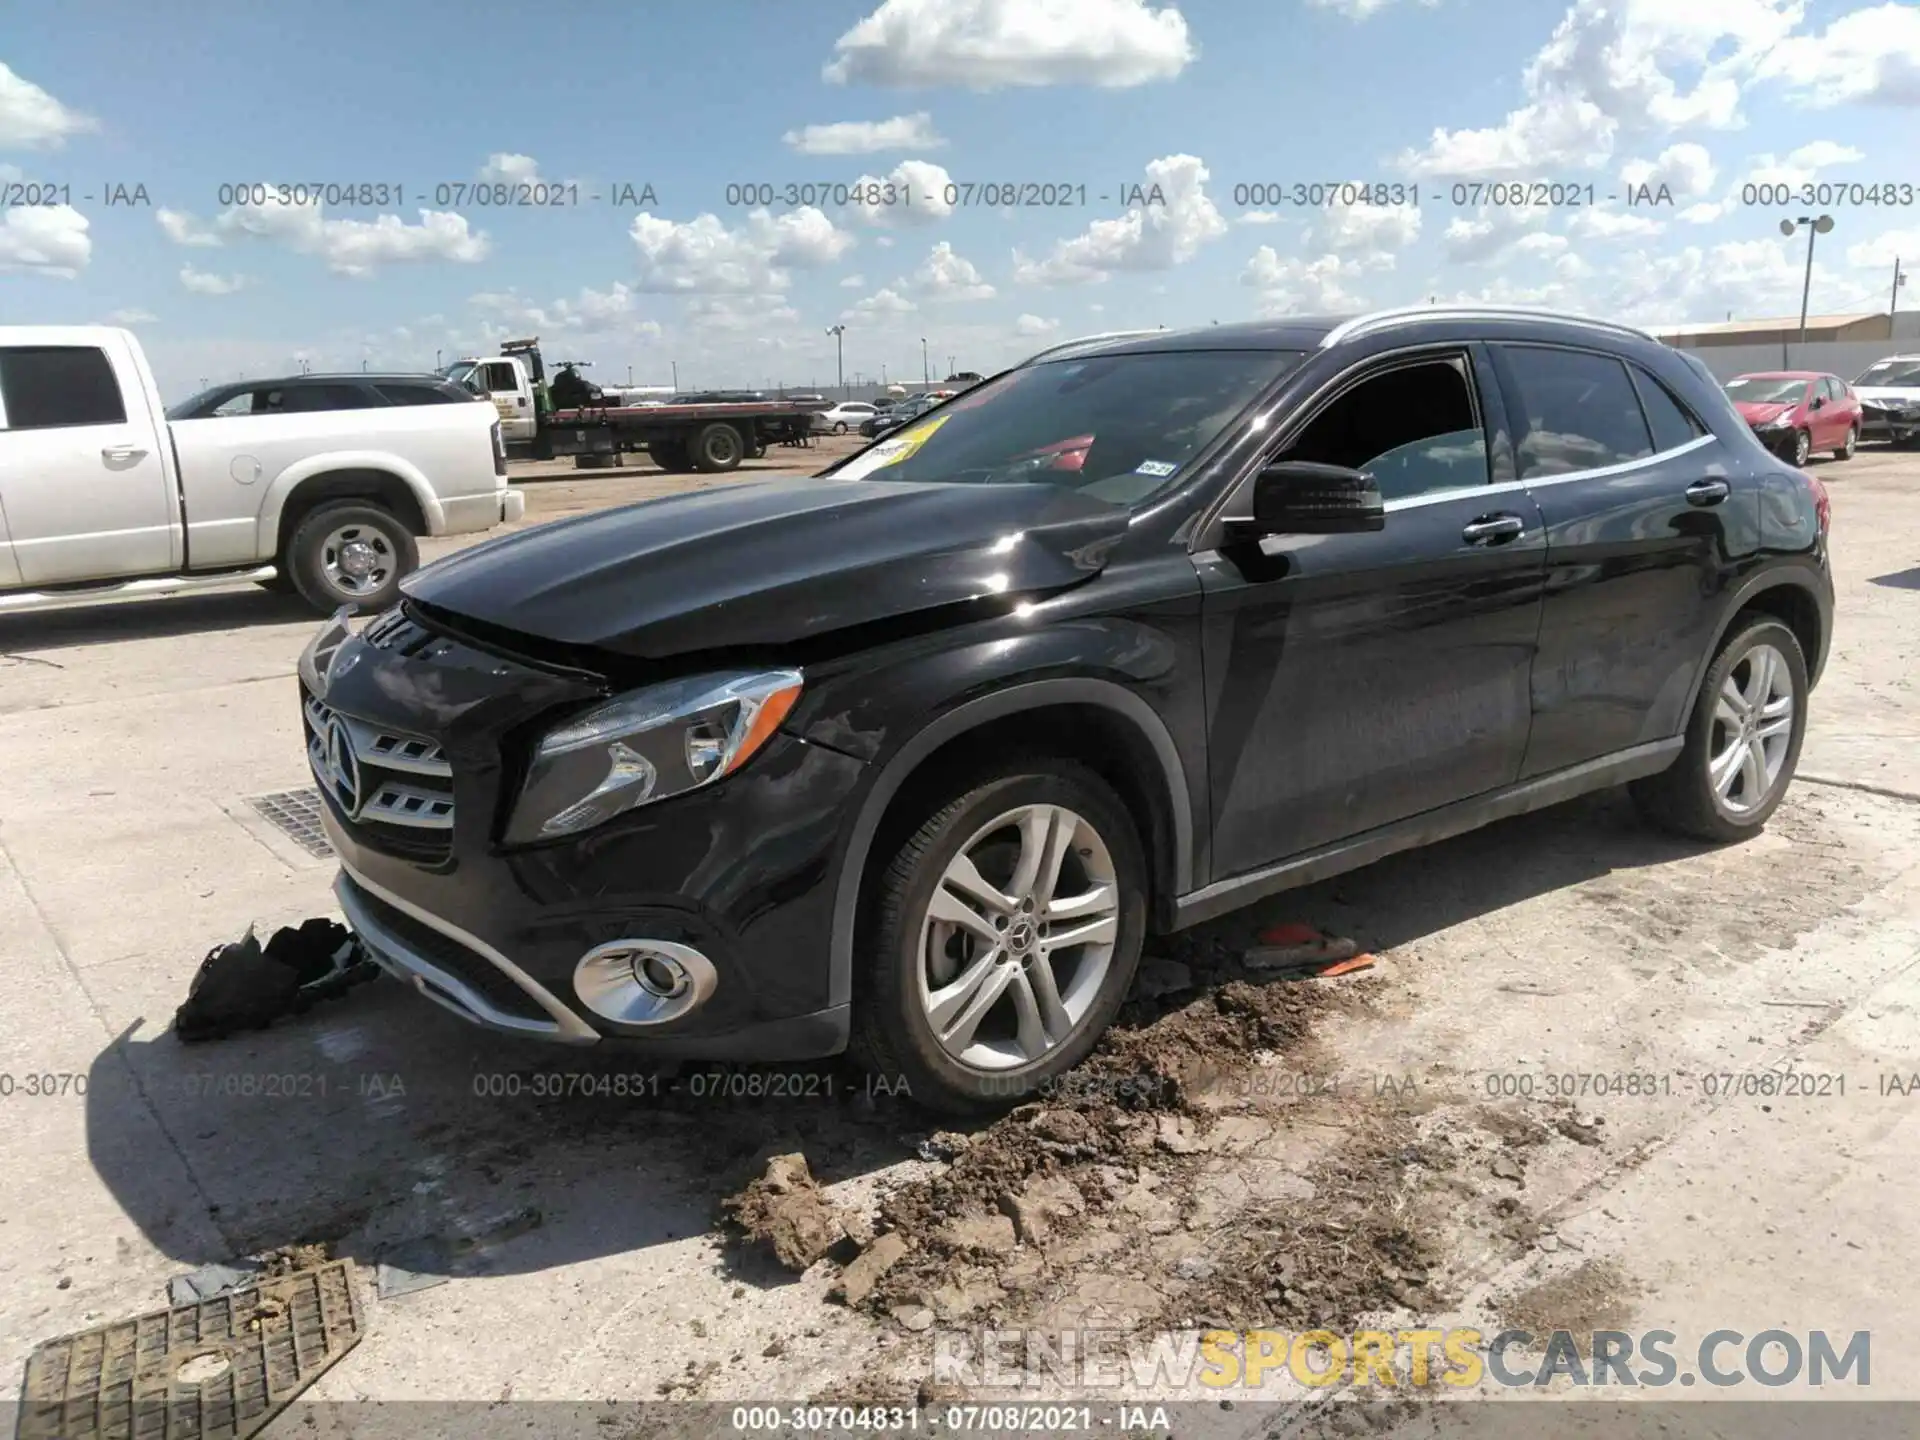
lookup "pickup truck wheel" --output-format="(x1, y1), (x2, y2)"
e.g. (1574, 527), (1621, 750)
(286, 502), (416, 615)
(849, 761), (1147, 1116)
(690, 422), (745, 473)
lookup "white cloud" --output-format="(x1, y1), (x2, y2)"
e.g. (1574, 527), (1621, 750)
(1844, 225), (1920, 272)
(157, 193), (491, 276)
(629, 207), (856, 292)
(840, 273), (867, 288)
(470, 283), (662, 338)
(683, 294), (802, 333)
(1012, 153), (1226, 284)
(847, 286), (918, 317)
(1602, 235), (1879, 326)
(1396, 0), (1803, 177)
(1566, 207), (1666, 239)
(1755, 4), (1920, 107)
(0, 162), (20, 183)
(1015, 313), (1060, 336)
(156, 208), (222, 247)
(784, 112), (946, 154)
(1682, 140), (1862, 223)
(0, 204), (89, 275)
(1620, 141), (1717, 200)
(823, 0), (1196, 89)
(478, 152), (541, 184)
(1441, 205), (1554, 264)
(914, 240), (996, 300)
(1307, 0), (1439, 15)
(1315, 200), (1422, 262)
(1241, 246), (1369, 315)
(0, 63), (97, 148)
(179, 265), (250, 295)
(1237, 210), (1285, 226)
(848, 158), (955, 225)
(105, 308), (158, 325)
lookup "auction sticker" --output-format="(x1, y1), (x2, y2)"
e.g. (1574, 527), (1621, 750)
(835, 415), (951, 479)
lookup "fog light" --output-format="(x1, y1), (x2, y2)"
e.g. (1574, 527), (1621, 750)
(574, 940), (717, 1025)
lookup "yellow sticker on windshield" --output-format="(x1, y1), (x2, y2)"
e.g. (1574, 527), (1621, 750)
(837, 414), (950, 478)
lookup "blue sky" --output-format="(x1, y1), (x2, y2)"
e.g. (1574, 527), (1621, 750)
(4, 0), (1918, 399)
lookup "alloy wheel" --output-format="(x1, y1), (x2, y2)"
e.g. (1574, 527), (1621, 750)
(915, 803), (1120, 1072)
(1793, 429), (1811, 466)
(1842, 426), (1857, 458)
(1708, 641), (1795, 815)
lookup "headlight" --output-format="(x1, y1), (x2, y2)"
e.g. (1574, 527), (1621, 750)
(1758, 413), (1791, 429)
(505, 668), (803, 843)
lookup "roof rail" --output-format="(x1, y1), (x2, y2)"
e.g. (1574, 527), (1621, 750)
(1319, 305), (1656, 349)
(1018, 329), (1163, 366)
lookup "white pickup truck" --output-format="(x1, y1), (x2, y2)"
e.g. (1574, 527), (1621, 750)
(0, 326), (525, 615)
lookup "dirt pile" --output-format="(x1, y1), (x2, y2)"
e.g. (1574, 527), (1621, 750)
(719, 1153), (849, 1272)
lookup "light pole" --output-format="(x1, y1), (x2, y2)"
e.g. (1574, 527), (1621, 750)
(920, 337), (929, 384)
(435, 349), (442, 369)
(826, 324), (847, 399)
(671, 360), (679, 392)
(1780, 214), (1835, 365)
(628, 364), (634, 386)
(1892, 258), (1908, 325)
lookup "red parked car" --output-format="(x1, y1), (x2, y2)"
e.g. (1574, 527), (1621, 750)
(1724, 370), (1862, 466)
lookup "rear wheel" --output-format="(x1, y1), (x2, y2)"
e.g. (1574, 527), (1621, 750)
(850, 762), (1147, 1115)
(1835, 425), (1858, 460)
(690, 422), (745, 473)
(833, 421), (849, 435)
(1630, 617), (1808, 843)
(1791, 428), (1812, 467)
(284, 501), (417, 615)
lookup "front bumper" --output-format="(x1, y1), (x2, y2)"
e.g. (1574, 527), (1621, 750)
(303, 611), (867, 1058)
(1859, 410), (1920, 442)
(501, 488), (525, 523)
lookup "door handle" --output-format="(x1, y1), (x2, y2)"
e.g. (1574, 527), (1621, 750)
(1686, 479), (1730, 506)
(101, 444), (147, 461)
(1462, 514), (1526, 544)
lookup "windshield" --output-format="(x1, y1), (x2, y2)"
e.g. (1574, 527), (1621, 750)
(438, 361), (478, 387)
(1855, 360), (1920, 387)
(1725, 376), (1808, 404)
(827, 349), (1305, 504)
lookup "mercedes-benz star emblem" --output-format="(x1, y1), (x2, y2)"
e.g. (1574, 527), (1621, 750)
(324, 716), (362, 819)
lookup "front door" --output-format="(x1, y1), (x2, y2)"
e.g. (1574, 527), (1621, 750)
(0, 339), (176, 586)
(1198, 345), (1547, 877)
(1488, 342), (1748, 776)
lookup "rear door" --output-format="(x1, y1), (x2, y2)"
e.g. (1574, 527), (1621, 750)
(0, 338), (177, 585)
(1491, 342), (1743, 777)
(1198, 343), (1548, 874)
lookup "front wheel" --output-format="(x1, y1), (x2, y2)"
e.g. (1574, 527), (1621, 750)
(284, 501), (417, 615)
(1834, 425), (1857, 460)
(1630, 618), (1808, 843)
(850, 763), (1147, 1115)
(832, 421), (849, 435)
(1791, 428), (1812, 467)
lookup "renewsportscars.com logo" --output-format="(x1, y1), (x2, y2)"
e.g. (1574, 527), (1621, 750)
(932, 1327), (1872, 1391)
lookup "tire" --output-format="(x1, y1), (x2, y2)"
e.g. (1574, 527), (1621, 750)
(1834, 425), (1858, 461)
(690, 422), (745, 473)
(833, 421), (849, 435)
(849, 762), (1148, 1116)
(285, 502), (416, 615)
(1791, 428), (1812, 467)
(255, 572), (297, 595)
(649, 439), (695, 473)
(1630, 617), (1808, 844)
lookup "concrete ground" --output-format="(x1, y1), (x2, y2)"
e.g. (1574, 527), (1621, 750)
(0, 438), (1916, 1428)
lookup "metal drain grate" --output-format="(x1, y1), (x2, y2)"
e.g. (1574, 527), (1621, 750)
(247, 788), (332, 858)
(19, 1260), (365, 1440)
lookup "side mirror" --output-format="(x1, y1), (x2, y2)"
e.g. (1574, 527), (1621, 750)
(1809, 395), (1825, 410)
(1247, 461), (1385, 535)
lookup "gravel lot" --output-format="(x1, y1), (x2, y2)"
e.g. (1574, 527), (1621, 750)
(1, 437), (1916, 1428)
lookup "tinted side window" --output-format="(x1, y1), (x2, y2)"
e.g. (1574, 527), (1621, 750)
(1502, 347), (1653, 478)
(275, 384), (376, 412)
(0, 346), (129, 429)
(1629, 366), (1704, 453)
(1277, 355), (1488, 501)
(375, 383), (456, 405)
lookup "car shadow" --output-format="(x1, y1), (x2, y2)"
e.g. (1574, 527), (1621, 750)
(1868, 566), (1920, 590)
(82, 786), (1702, 1287)
(0, 588), (319, 652)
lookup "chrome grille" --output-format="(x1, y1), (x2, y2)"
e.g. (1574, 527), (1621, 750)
(302, 691), (455, 848)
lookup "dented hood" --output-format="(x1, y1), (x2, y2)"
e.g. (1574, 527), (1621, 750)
(401, 476), (1130, 660)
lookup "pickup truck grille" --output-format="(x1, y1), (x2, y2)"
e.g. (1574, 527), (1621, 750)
(302, 689), (455, 863)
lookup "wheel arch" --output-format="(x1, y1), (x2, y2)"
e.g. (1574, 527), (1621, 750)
(1686, 564), (1831, 714)
(265, 464), (437, 561)
(824, 678), (1194, 1011)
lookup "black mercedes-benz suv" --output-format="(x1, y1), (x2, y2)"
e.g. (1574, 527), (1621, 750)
(300, 306), (1834, 1113)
